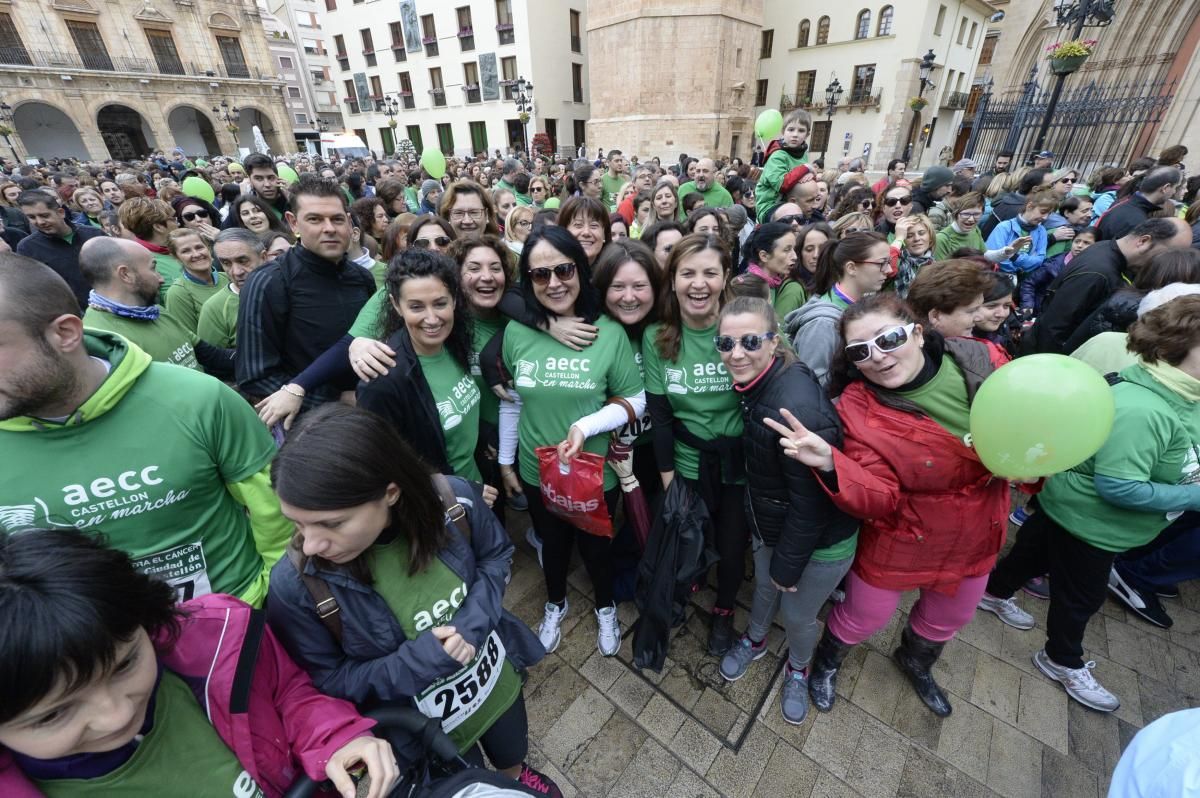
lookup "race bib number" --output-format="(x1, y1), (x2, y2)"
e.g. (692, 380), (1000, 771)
(415, 632), (506, 733)
(132, 541), (213, 601)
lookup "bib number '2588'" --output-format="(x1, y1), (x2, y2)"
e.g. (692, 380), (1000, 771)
(415, 631), (506, 733)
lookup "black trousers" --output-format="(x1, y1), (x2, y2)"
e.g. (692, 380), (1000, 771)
(520, 477), (619, 608)
(462, 690), (529, 771)
(986, 510), (1115, 669)
(685, 478), (748, 610)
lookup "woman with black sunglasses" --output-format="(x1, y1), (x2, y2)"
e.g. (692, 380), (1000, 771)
(874, 184), (914, 241)
(768, 292), (1012, 718)
(715, 296), (858, 726)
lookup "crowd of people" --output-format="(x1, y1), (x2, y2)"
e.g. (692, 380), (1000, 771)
(1, 108), (1198, 796)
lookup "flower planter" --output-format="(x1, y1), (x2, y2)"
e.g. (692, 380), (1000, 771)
(1050, 55), (1088, 75)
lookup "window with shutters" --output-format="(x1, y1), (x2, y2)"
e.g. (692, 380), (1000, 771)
(571, 63), (583, 103)
(469, 121), (487, 153)
(421, 14), (438, 56)
(407, 125), (423, 152)
(436, 122), (453, 154)
(495, 0), (514, 44)
(66, 21), (113, 71)
(361, 28), (376, 66)
(464, 62), (480, 103)
(794, 70), (816, 105)
(334, 34), (348, 70)
(145, 29), (183, 75)
(216, 35), (250, 78)
(398, 71), (414, 108)
(501, 55), (516, 100)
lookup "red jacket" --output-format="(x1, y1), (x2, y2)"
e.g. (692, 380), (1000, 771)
(0, 594), (376, 798)
(820, 338), (1011, 593)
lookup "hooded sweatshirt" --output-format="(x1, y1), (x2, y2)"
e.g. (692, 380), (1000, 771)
(0, 332), (291, 607)
(785, 292), (850, 389)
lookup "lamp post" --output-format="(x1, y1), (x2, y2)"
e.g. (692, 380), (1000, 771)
(380, 95), (400, 155)
(513, 76), (534, 156)
(821, 77), (844, 165)
(213, 99), (240, 141)
(0, 101), (18, 161)
(1032, 0), (1115, 156)
(902, 49), (937, 164)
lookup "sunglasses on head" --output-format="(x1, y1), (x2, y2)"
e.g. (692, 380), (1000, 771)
(181, 209), (210, 221)
(883, 195), (912, 207)
(714, 332), (776, 353)
(529, 262), (577, 285)
(844, 323), (915, 363)
(413, 236), (452, 249)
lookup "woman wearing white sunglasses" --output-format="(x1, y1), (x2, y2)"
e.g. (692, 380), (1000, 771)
(766, 292), (1011, 719)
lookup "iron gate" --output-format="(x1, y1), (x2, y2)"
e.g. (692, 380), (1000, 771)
(964, 66), (1176, 178)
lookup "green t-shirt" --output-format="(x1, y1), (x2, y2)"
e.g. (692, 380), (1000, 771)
(34, 671), (264, 798)
(82, 308), (202, 371)
(934, 225), (986, 261)
(366, 535), (521, 751)
(197, 286), (241, 349)
(165, 271), (230, 335)
(470, 315), (507, 426)
(0, 332), (278, 600)
(419, 350), (483, 482)
(503, 315), (643, 490)
(641, 321), (743, 481)
(812, 531), (858, 561)
(369, 259), (388, 290)
(349, 287), (389, 339)
(154, 253), (184, 288)
(601, 172), (628, 210)
(677, 182), (734, 209)
(774, 279), (808, 320)
(897, 356), (971, 443)
(1040, 365), (1200, 552)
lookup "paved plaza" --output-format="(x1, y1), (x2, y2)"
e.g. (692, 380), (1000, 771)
(501, 509), (1200, 798)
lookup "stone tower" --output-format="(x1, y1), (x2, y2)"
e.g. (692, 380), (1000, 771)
(586, 0), (764, 163)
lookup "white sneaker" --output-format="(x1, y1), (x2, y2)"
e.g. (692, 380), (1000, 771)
(525, 527), (544, 568)
(978, 592), (1036, 630)
(538, 600), (567, 653)
(596, 605), (621, 656)
(1033, 648), (1120, 712)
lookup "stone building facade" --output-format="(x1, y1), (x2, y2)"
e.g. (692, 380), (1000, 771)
(0, 0), (294, 161)
(586, 0), (764, 164)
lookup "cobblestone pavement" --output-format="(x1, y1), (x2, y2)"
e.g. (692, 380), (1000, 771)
(501, 513), (1200, 798)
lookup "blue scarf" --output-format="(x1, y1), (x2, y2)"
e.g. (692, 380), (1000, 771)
(88, 290), (160, 321)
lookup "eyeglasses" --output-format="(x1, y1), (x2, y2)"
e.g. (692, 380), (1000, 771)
(516, 220), (532, 228)
(855, 257), (891, 272)
(844, 323), (915, 363)
(181, 209), (210, 221)
(529, 262), (577, 285)
(413, 236), (452, 249)
(714, 332), (776, 353)
(449, 209), (486, 221)
(957, 210), (983, 219)
(882, 196), (912, 207)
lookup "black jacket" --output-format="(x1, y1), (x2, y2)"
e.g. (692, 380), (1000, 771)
(1096, 193), (1159, 241)
(739, 358), (858, 587)
(1026, 240), (1129, 355)
(356, 327), (453, 474)
(15, 224), (106, 311)
(981, 191), (1026, 238)
(1061, 287), (1143, 353)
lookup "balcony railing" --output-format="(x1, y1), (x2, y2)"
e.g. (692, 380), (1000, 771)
(422, 36), (439, 57)
(779, 93), (816, 112)
(399, 91), (414, 109)
(429, 87), (445, 107)
(941, 90), (969, 110)
(0, 47), (270, 79)
(392, 44), (406, 62)
(344, 98), (360, 114)
(463, 83), (480, 103)
(845, 88), (883, 109)
(496, 23), (514, 45)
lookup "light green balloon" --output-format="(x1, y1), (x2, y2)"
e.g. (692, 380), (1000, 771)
(543, 197), (560, 209)
(420, 148), (447, 180)
(755, 109), (784, 140)
(276, 164), (300, 185)
(181, 176), (216, 203)
(968, 354), (1115, 479)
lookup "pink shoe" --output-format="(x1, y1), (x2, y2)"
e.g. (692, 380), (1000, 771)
(518, 763), (563, 797)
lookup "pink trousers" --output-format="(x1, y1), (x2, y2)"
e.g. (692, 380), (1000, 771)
(827, 570), (990, 644)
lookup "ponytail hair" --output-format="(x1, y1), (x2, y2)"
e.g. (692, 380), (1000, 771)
(812, 231), (887, 295)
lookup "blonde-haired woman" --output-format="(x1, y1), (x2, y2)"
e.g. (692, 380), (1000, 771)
(832, 212), (875, 238)
(645, 179), (682, 227)
(504, 205), (535, 255)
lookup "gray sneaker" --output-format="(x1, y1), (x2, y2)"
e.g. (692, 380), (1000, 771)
(780, 666), (810, 725)
(977, 592), (1036, 630)
(1033, 648), (1120, 712)
(720, 634), (767, 681)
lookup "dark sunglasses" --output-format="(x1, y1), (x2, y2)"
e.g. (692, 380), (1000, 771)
(882, 195), (912, 207)
(860, 200), (875, 209)
(844, 323), (915, 363)
(181, 209), (210, 221)
(413, 236), (452, 249)
(529, 262), (577, 285)
(714, 332), (776, 353)
(1058, 177), (1076, 184)
(776, 214), (806, 226)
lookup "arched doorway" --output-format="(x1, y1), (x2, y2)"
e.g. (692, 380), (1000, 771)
(98, 105), (157, 160)
(12, 102), (89, 160)
(167, 106), (220, 157)
(237, 107), (283, 155)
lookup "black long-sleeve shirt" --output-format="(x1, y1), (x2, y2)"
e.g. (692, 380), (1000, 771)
(15, 225), (106, 312)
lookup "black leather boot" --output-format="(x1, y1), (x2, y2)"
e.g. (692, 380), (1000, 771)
(707, 608), (735, 656)
(808, 627), (853, 712)
(893, 625), (953, 717)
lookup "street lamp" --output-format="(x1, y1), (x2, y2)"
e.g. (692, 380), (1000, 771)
(821, 76), (844, 165)
(0, 101), (18, 161)
(1033, 0), (1116, 156)
(212, 99), (240, 135)
(380, 94), (399, 126)
(513, 76), (534, 156)
(902, 49), (937, 163)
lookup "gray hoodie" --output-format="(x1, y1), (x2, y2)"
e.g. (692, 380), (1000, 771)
(784, 295), (847, 389)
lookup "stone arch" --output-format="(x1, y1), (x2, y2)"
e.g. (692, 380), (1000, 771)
(97, 104), (158, 159)
(236, 105), (284, 154)
(12, 101), (89, 160)
(166, 104), (220, 156)
(208, 11), (240, 30)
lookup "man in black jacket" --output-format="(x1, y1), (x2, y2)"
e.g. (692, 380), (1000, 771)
(14, 191), (104, 311)
(236, 176), (375, 407)
(1026, 217), (1192, 354)
(1096, 166), (1182, 241)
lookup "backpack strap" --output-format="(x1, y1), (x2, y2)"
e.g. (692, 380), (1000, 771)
(229, 609), (266, 714)
(433, 473), (471, 543)
(287, 542), (344, 645)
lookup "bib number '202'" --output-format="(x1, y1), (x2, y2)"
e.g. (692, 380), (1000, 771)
(417, 633), (505, 733)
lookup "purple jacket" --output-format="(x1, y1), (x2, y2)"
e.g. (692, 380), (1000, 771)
(0, 594), (376, 798)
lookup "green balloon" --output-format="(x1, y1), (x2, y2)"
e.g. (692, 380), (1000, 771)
(181, 176), (216, 203)
(420, 148), (447, 180)
(755, 109), (784, 140)
(276, 164), (300, 185)
(543, 197), (560, 209)
(969, 354), (1115, 479)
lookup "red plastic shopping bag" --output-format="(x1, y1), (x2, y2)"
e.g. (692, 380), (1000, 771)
(535, 446), (613, 538)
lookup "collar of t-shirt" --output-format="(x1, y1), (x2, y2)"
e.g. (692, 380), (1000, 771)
(350, 248), (374, 270)
(39, 358), (112, 424)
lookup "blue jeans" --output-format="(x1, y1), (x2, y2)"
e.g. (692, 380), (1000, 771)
(1115, 512), (1200, 593)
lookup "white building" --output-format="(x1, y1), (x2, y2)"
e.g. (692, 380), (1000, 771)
(754, 0), (994, 170)
(316, 0), (590, 158)
(260, 0), (346, 153)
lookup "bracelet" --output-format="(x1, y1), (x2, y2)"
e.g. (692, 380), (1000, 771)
(281, 384), (305, 398)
